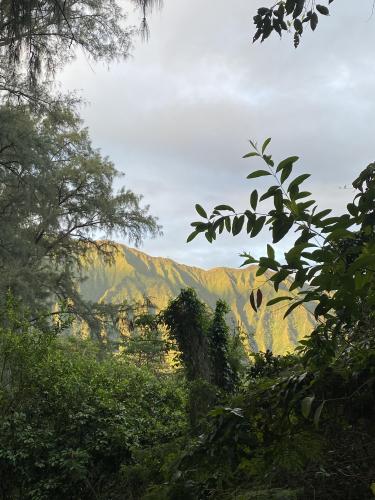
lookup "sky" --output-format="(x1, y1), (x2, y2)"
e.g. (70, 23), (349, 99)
(61, 0), (375, 269)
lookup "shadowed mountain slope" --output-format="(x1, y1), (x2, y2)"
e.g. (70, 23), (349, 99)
(79, 244), (314, 355)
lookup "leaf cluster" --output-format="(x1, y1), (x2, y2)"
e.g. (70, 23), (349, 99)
(252, 0), (333, 48)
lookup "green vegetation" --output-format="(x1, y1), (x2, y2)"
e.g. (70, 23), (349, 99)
(0, 104), (159, 340)
(0, 0), (374, 499)
(0, 298), (188, 499)
(186, 143), (375, 498)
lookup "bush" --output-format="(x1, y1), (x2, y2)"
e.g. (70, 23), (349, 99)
(0, 323), (187, 499)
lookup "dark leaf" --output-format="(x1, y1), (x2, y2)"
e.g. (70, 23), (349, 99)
(250, 190), (258, 210)
(243, 152), (259, 158)
(262, 137), (272, 154)
(251, 216), (266, 237)
(310, 12), (318, 30)
(249, 291), (257, 312)
(276, 156), (299, 173)
(247, 170), (272, 179)
(267, 296), (293, 306)
(214, 204), (235, 212)
(232, 214), (245, 236)
(316, 4), (329, 15)
(187, 231), (199, 243)
(195, 204), (208, 218)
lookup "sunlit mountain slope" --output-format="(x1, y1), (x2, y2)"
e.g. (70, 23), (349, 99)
(79, 244), (314, 355)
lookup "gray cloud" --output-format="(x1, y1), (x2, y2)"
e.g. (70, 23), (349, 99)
(61, 0), (375, 268)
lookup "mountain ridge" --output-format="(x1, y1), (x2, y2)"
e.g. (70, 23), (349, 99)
(79, 243), (314, 355)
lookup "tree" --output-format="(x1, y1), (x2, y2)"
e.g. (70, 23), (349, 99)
(162, 288), (212, 383)
(0, 102), (160, 337)
(208, 300), (236, 391)
(0, 0), (162, 100)
(252, 0), (334, 48)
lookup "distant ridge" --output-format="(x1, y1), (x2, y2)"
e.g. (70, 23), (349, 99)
(79, 243), (314, 355)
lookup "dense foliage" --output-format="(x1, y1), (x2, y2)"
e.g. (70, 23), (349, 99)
(0, 302), (187, 500)
(0, 0), (374, 498)
(184, 141), (375, 498)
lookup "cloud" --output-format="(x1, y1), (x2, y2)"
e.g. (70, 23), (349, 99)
(61, 0), (375, 268)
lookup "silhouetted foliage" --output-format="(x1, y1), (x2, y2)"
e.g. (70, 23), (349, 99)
(0, 0), (162, 100)
(252, 0), (334, 47)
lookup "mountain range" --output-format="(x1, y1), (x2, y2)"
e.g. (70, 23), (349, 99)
(79, 243), (314, 355)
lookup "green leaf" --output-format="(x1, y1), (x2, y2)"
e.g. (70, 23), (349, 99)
(288, 174), (311, 192)
(301, 395), (315, 419)
(266, 296), (293, 306)
(205, 231), (213, 243)
(240, 253), (258, 266)
(272, 216), (294, 243)
(186, 231), (199, 243)
(251, 216), (266, 237)
(250, 190), (258, 210)
(256, 266), (267, 277)
(283, 299), (305, 318)
(224, 217), (231, 232)
(259, 185), (279, 201)
(243, 152), (259, 158)
(195, 204), (208, 218)
(274, 189), (283, 211)
(325, 228), (354, 243)
(190, 221), (208, 229)
(270, 269), (290, 291)
(232, 215), (245, 236)
(280, 164), (293, 184)
(259, 257), (279, 271)
(247, 170), (272, 179)
(214, 204), (235, 212)
(276, 156), (299, 173)
(312, 209), (332, 223)
(297, 200), (315, 211)
(295, 191), (312, 199)
(267, 244), (275, 260)
(261, 137), (272, 154)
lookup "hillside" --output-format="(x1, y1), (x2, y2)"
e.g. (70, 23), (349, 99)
(79, 243), (315, 355)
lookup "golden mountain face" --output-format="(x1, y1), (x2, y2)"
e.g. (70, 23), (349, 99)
(79, 244), (314, 355)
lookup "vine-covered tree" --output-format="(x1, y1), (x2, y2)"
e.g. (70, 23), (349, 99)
(162, 288), (211, 383)
(208, 300), (236, 391)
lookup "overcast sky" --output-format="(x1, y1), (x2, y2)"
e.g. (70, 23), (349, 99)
(61, 0), (375, 269)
